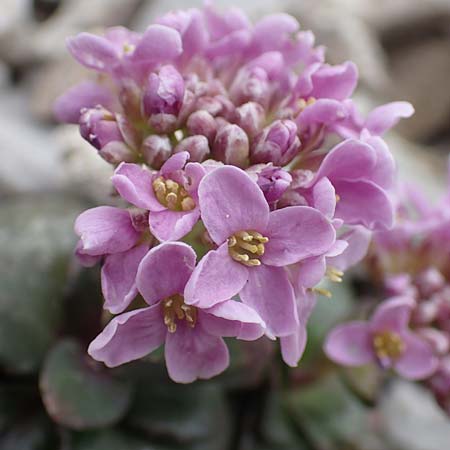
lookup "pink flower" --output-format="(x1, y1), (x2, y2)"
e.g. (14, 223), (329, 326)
(184, 165), (336, 336)
(74, 207), (151, 314)
(325, 297), (438, 380)
(112, 152), (205, 241)
(88, 242), (265, 383)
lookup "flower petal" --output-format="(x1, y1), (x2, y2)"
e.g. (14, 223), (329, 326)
(74, 206), (139, 255)
(53, 81), (115, 124)
(112, 163), (164, 211)
(296, 256), (326, 288)
(313, 139), (376, 183)
(333, 179), (394, 230)
(312, 177), (336, 219)
(240, 264), (298, 337)
(394, 332), (438, 380)
(324, 322), (374, 366)
(67, 33), (119, 71)
(184, 243), (248, 308)
(137, 242), (196, 306)
(165, 322), (229, 383)
(363, 134), (395, 189)
(263, 206), (336, 266)
(132, 24), (182, 64)
(370, 297), (414, 334)
(160, 151), (189, 176)
(198, 165), (270, 244)
(101, 244), (149, 314)
(150, 208), (200, 241)
(296, 99), (347, 132)
(365, 101), (414, 136)
(88, 305), (165, 367)
(201, 300), (265, 340)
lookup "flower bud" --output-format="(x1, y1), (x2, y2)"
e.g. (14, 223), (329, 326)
(142, 135), (172, 169)
(417, 328), (449, 355)
(255, 165), (292, 206)
(250, 119), (300, 166)
(230, 66), (270, 108)
(142, 65), (184, 117)
(195, 96), (223, 116)
(79, 106), (123, 150)
(99, 142), (136, 164)
(212, 124), (249, 168)
(234, 101), (265, 138)
(148, 113), (178, 134)
(175, 135), (210, 162)
(187, 110), (217, 143)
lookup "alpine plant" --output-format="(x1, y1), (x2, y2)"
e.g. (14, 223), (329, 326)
(56, 5), (413, 383)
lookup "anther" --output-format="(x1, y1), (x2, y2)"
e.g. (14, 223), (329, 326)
(228, 230), (269, 267)
(312, 287), (332, 298)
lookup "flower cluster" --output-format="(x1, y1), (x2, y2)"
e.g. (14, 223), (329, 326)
(325, 174), (450, 413)
(56, 6), (412, 382)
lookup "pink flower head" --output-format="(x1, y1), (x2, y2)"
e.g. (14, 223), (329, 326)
(112, 152), (205, 241)
(184, 165), (336, 337)
(325, 297), (438, 380)
(74, 207), (151, 314)
(88, 242), (265, 383)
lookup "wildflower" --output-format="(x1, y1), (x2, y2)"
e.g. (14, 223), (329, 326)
(184, 165), (336, 336)
(325, 297), (438, 380)
(88, 242), (265, 383)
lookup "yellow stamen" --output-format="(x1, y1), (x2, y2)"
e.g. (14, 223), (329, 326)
(152, 176), (196, 212)
(312, 287), (332, 298)
(228, 230), (269, 267)
(162, 294), (197, 333)
(326, 267), (344, 283)
(373, 330), (405, 360)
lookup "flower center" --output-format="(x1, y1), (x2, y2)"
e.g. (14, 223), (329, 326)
(152, 176), (196, 212)
(162, 294), (197, 333)
(297, 97), (316, 113)
(373, 330), (405, 360)
(122, 43), (136, 54)
(227, 230), (268, 267)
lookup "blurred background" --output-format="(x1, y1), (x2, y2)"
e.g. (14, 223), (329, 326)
(1, 0), (450, 449)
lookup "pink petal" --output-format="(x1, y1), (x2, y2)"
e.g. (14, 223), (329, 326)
(314, 139), (376, 182)
(88, 305), (165, 367)
(160, 151), (189, 176)
(365, 101), (414, 136)
(136, 242), (196, 306)
(280, 327), (307, 367)
(201, 300), (265, 340)
(101, 244), (149, 314)
(310, 61), (358, 100)
(327, 226), (372, 271)
(131, 24), (182, 64)
(333, 179), (394, 230)
(112, 163), (164, 211)
(394, 332), (438, 380)
(165, 322), (229, 383)
(74, 206), (139, 255)
(370, 297), (414, 334)
(184, 243), (248, 308)
(263, 206), (336, 266)
(53, 81), (114, 124)
(363, 134), (396, 189)
(150, 208), (200, 241)
(312, 177), (336, 219)
(66, 33), (119, 71)
(296, 256), (326, 288)
(324, 322), (374, 366)
(240, 264), (298, 337)
(296, 99), (347, 132)
(198, 166), (270, 245)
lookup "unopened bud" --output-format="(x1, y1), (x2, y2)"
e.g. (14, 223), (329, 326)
(212, 124), (249, 168)
(230, 67), (270, 108)
(142, 65), (184, 117)
(79, 106), (123, 150)
(142, 135), (172, 169)
(99, 142), (136, 164)
(187, 110), (217, 143)
(175, 135), (210, 162)
(234, 101), (265, 138)
(255, 165), (292, 206)
(250, 120), (300, 166)
(149, 113), (178, 134)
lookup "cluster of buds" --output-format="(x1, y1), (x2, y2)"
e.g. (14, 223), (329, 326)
(326, 176), (450, 414)
(56, 6), (412, 383)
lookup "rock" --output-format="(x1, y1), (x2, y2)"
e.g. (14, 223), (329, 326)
(380, 380), (450, 450)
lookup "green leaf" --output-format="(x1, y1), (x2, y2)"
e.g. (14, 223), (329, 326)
(124, 362), (231, 449)
(71, 429), (155, 450)
(0, 194), (86, 373)
(40, 339), (133, 430)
